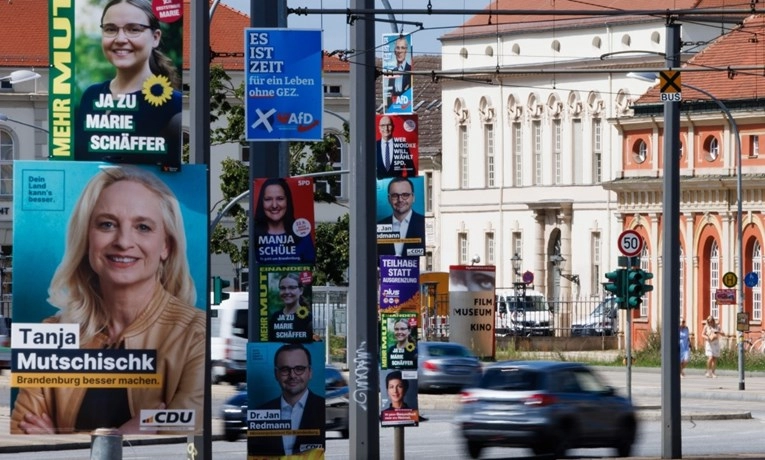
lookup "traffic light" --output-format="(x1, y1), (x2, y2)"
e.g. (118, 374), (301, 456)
(604, 269), (626, 308)
(626, 268), (653, 309)
(212, 276), (231, 305)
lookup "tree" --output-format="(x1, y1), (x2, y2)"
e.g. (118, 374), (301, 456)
(208, 65), (350, 284)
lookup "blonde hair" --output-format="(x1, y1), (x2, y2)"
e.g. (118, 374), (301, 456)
(47, 165), (195, 342)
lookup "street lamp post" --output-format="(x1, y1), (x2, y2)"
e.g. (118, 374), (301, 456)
(0, 113), (49, 133)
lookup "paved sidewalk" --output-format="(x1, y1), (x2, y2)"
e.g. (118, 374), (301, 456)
(0, 365), (762, 453)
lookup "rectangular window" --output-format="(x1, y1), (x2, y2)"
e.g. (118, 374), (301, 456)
(591, 232), (601, 295)
(0, 131), (13, 196)
(513, 232), (522, 262)
(553, 119), (561, 185)
(592, 119), (602, 183)
(640, 254), (650, 317)
(513, 122), (523, 186)
(425, 251), (434, 272)
(533, 121), (542, 185)
(754, 256), (762, 321)
(485, 124), (495, 187)
(486, 232), (495, 265)
(754, 135), (760, 157)
(460, 125), (469, 188)
(241, 145), (250, 164)
(425, 172), (433, 213)
(323, 85), (341, 95)
(572, 119), (583, 184)
(458, 232), (468, 265)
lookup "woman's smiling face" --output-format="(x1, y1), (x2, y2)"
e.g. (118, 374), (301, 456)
(262, 184), (287, 225)
(101, 2), (160, 74)
(88, 180), (169, 291)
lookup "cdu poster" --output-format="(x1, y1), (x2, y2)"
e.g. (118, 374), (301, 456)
(10, 160), (208, 435)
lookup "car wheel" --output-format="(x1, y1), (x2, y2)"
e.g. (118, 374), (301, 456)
(466, 440), (483, 459)
(224, 429), (241, 442)
(614, 417), (636, 457)
(551, 421), (575, 458)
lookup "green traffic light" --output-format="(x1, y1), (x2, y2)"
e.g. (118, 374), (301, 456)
(604, 269), (626, 308)
(626, 268), (653, 309)
(212, 276), (231, 305)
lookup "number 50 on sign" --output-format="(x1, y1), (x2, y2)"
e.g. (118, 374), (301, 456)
(618, 230), (643, 257)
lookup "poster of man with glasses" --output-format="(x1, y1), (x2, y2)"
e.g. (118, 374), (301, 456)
(247, 342), (326, 457)
(376, 177), (426, 257)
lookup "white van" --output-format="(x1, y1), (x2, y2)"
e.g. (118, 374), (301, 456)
(210, 292), (248, 384)
(496, 288), (553, 336)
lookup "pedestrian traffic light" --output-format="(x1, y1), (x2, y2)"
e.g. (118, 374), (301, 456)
(626, 268), (653, 309)
(604, 269), (626, 308)
(212, 276), (231, 305)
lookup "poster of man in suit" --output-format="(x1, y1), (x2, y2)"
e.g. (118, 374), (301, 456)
(375, 114), (418, 179)
(376, 177), (426, 258)
(382, 33), (413, 114)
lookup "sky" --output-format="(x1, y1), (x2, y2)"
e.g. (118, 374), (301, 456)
(220, 0), (475, 56)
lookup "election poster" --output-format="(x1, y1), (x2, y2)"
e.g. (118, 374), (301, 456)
(10, 160), (208, 435)
(375, 114), (418, 179)
(376, 177), (426, 258)
(380, 311), (418, 370)
(257, 265), (314, 343)
(379, 369), (419, 427)
(381, 33), (413, 115)
(49, 0), (184, 169)
(253, 177), (316, 264)
(379, 256), (420, 311)
(246, 342), (326, 458)
(244, 28), (323, 141)
(448, 265), (497, 359)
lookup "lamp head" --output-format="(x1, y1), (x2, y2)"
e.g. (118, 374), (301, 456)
(2, 70), (42, 85)
(626, 71), (659, 83)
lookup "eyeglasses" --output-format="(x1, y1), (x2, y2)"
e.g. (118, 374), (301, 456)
(276, 365), (309, 376)
(389, 193), (412, 200)
(101, 23), (153, 38)
(279, 285), (301, 291)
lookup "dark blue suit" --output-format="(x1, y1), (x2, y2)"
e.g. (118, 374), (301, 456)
(376, 139), (416, 178)
(247, 390), (325, 456)
(377, 211), (426, 257)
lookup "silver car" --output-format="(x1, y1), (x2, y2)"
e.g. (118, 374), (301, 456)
(456, 361), (637, 459)
(417, 341), (482, 392)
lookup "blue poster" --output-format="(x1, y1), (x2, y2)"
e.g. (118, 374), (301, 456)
(382, 33), (413, 115)
(376, 177), (426, 257)
(245, 28), (323, 141)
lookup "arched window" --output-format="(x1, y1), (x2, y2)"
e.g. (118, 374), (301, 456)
(679, 247), (685, 317)
(710, 241), (720, 319)
(0, 129), (14, 196)
(640, 244), (650, 317)
(753, 241), (762, 321)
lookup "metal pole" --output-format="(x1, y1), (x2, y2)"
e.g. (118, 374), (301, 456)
(90, 428), (122, 460)
(394, 426), (405, 459)
(349, 0), (380, 457)
(682, 83), (745, 390)
(191, 0), (211, 457)
(661, 22), (682, 460)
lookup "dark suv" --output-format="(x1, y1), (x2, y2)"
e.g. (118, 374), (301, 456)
(456, 361), (637, 459)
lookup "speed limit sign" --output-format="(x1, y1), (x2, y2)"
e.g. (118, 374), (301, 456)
(618, 230), (643, 257)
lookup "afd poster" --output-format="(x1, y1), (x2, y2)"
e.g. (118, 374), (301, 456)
(448, 265), (496, 359)
(49, 0), (184, 169)
(10, 161), (208, 435)
(381, 33), (413, 115)
(246, 342), (326, 458)
(244, 28), (323, 141)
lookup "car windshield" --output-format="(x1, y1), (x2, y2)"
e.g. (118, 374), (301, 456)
(426, 344), (472, 357)
(591, 300), (615, 318)
(481, 367), (541, 391)
(504, 295), (547, 312)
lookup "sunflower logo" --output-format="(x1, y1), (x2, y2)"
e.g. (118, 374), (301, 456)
(405, 341), (416, 353)
(297, 306), (310, 320)
(142, 74), (173, 107)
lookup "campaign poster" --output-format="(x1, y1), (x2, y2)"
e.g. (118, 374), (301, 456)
(49, 0), (184, 170)
(449, 265), (497, 359)
(381, 33), (413, 115)
(246, 341), (326, 458)
(244, 28), (323, 141)
(375, 114), (419, 179)
(253, 177), (316, 264)
(376, 176), (426, 258)
(379, 369), (418, 427)
(379, 256), (420, 311)
(10, 161), (208, 435)
(257, 264), (314, 343)
(380, 312), (418, 370)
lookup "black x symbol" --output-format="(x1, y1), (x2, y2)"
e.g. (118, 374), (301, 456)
(660, 71), (681, 92)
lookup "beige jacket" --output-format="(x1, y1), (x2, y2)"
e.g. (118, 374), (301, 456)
(10, 287), (206, 434)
